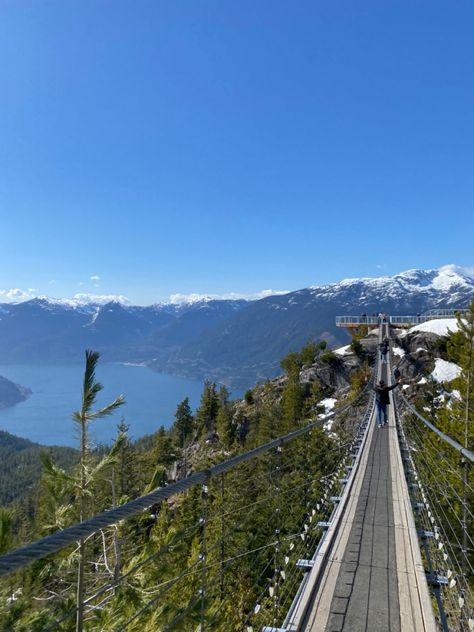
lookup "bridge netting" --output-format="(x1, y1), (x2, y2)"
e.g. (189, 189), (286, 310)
(1, 326), (473, 631)
(394, 389), (474, 632)
(0, 379), (374, 632)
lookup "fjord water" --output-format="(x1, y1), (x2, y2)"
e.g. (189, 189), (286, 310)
(0, 363), (213, 447)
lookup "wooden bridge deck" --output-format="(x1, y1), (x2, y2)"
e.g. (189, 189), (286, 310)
(286, 358), (437, 631)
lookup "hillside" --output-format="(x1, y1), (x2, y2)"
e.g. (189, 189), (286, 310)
(0, 375), (31, 409)
(0, 431), (78, 507)
(0, 315), (471, 632)
(0, 265), (473, 387)
(155, 266), (474, 386)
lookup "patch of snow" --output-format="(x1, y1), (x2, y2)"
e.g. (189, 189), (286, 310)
(392, 347), (406, 357)
(409, 319), (459, 337)
(334, 345), (351, 356)
(418, 377), (427, 385)
(402, 384), (410, 390)
(166, 289), (289, 305)
(451, 389), (461, 400)
(319, 398), (338, 431)
(415, 347), (428, 353)
(320, 398), (337, 412)
(430, 358), (462, 383)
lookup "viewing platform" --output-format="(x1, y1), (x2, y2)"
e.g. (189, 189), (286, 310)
(336, 309), (464, 337)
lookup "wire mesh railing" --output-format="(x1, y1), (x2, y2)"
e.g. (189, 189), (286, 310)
(394, 390), (474, 632)
(0, 383), (374, 632)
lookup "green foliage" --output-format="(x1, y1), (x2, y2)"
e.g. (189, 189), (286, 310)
(172, 397), (195, 447)
(352, 325), (368, 340)
(280, 375), (305, 431)
(0, 340), (353, 631)
(0, 430), (78, 509)
(195, 381), (219, 436)
(403, 300), (474, 604)
(349, 364), (371, 400)
(153, 426), (177, 480)
(216, 388), (234, 448)
(0, 509), (12, 555)
(300, 339), (318, 366)
(281, 339), (328, 376)
(319, 349), (339, 367)
(244, 389), (254, 405)
(350, 338), (365, 359)
(280, 351), (303, 375)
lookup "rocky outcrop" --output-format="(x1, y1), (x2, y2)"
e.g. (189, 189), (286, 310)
(390, 329), (442, 381)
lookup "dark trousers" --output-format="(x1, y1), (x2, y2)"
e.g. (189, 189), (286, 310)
(376, 403), (388, 425)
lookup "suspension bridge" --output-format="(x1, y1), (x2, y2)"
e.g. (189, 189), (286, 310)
(0, 323), (473, 631)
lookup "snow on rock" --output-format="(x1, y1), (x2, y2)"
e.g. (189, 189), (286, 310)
(402, 384), (410, 390)
(409, 318), (459, 337)
(418, 377), (427, 385)
(415, 347), (428, 353)
(430, 359), (461, 383)
(334, 345), (351, 356)
(319, 398), (338, 431)
(320, 398), (337, 412)
(392, 346), (406, 357)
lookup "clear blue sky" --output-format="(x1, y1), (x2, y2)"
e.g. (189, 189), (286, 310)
(0, 0), (473, 304)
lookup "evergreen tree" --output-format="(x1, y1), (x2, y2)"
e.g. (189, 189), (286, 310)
(152, 426), (177, 485)
(445, 301), (474, 447)
(300, 339), (318, 366)
(302, 379), (324, 417)
(73, 350), (125, 632)
(195, 381), (219, 436)
(0, 509), (12, 555)
(216, 386), (234, 448)
(114, 419), (138, 499)
(280, 375), (305, 431)
(172, 397), (194, 448)
(280, 351), (303, 375)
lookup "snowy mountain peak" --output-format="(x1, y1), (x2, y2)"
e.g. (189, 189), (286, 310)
(308, 265), (474, 304)
(29, 294), (131, 309)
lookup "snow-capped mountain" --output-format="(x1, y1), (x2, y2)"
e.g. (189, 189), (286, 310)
(0, 266), (473, 387)
(307, 265), (474, 308)
(155, 265), (474, 386)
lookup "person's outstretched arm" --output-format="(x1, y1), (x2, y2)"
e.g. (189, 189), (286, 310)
(388, 380), (401, 391)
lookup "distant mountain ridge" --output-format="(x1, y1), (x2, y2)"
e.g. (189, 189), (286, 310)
(0, 265), (473, 387)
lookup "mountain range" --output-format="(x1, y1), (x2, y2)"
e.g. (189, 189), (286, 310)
(0, 265), (473, 387)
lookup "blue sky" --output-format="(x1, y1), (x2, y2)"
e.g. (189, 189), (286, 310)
(0, 0), (473, 304)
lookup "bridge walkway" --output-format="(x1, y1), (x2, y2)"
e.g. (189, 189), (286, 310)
(286, 329), (437, 632)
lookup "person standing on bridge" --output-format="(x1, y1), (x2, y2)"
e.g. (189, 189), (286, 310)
(379, 339), (389, 364)
(373, 379), (401, 427)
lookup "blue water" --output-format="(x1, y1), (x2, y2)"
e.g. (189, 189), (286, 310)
(0, 364), (224, 447)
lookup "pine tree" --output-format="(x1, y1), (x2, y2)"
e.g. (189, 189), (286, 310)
(216, 386), (234, 448)
(0, 509), (12, 555)
(280, 376), (305, 431)
(114, 419), (138, 500)
(73, 350), (125, 632)
(445, 301), (474, 447)
(152, 426), (177, 485)
(173, 397), (195, 448)
(195, 382), (219, 437)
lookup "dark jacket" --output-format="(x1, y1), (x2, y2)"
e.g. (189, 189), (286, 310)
(373, 382), (399, 405)
(379, 342), (389, 356)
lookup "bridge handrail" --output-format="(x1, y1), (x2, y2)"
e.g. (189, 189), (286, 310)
(0, 377), (374, 578)
(422, 308), (466, 317)
(398, 391), (474, 463)
(335, 316), (380, 325)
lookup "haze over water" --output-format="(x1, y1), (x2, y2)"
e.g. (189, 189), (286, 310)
(0, 363), (224, 447)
